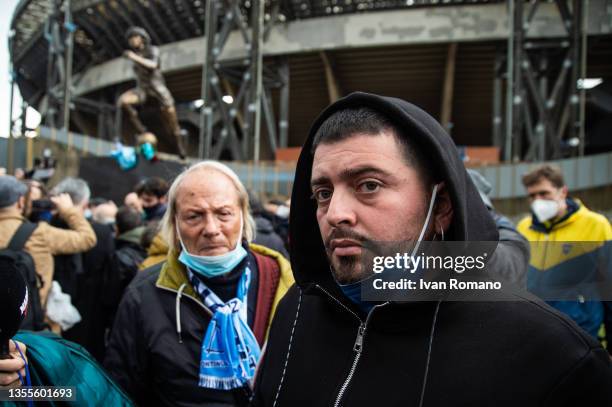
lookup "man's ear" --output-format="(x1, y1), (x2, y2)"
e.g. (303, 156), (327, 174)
(433, 182), (453, 236)
(560, 185), (568, 200)
(160, 195), (168, 204)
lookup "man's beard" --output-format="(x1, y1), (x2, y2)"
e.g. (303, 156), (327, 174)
(332, 255), (363, 284)
(325, 227), (373, 284)
(324, 226), (425, 285)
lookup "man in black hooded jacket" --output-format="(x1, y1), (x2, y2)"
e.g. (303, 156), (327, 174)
(252, 92), (612, 406)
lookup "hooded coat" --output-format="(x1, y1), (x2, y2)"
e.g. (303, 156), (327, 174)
(252, 92), (612, 406)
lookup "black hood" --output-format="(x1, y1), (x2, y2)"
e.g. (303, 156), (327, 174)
(289, 92), (498, 290)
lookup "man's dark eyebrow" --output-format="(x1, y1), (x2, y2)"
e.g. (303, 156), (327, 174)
(310, 166), (392, 188)
(340, 166), (392, 181)
(310, 175), (330, 189)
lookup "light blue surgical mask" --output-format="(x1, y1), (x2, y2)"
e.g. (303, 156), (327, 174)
(176, 214), (248, 278)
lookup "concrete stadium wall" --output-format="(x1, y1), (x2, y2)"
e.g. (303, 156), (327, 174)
(31, 127), (612, 221)
(72, 0), (612, 97)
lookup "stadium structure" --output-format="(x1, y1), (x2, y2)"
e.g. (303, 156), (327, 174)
(8, 0), (612, 162)
(4, 0), (612, 213)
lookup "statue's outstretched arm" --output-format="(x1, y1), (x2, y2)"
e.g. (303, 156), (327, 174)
(124, 50), (158, 70)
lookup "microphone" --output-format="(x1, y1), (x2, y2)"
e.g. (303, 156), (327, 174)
(0, 255), (29, 359)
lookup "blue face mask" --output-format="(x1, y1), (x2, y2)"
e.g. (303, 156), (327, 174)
(176, 215), (248, 278)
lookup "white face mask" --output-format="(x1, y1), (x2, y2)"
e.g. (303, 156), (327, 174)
(531, 199), (560, 223)
(275, 205), (290, 219)
(411, 183), (439, 258)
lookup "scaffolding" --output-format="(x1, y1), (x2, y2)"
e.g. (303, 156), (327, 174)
(7, 0), (599, 164)
(502, 0), (587, 162)
(198, 0), (289, 162)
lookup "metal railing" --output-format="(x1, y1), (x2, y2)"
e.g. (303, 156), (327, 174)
(474, 152), (612, 200)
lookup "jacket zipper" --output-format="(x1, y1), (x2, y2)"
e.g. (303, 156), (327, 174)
(333, 322), (366, 407)
(315, 284), (387, 407)
(541, 232), (549, 271)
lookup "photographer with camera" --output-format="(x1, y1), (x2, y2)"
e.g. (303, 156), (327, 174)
(22, 179), (54, 223)
(0, 176), (97, 330)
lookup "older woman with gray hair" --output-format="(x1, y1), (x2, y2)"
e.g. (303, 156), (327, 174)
(105, 161), (294, 407)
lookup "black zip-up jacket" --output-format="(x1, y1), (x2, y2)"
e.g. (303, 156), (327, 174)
(252, 92), (612, 406)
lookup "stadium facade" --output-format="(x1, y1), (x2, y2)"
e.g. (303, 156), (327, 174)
(8, 0), (612, 161)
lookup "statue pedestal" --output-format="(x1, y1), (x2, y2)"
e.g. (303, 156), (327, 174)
(79, 156), (183, 203)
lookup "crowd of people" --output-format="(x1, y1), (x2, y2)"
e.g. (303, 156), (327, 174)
(0, 173), (291, 361)
(0, 92), (611, 406)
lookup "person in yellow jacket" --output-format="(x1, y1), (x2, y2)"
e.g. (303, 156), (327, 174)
(517, 164), (612, 341)
(139, 230), (168, 270)
(105, 161), (293, 406)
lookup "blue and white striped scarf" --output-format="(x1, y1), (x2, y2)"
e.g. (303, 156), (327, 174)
(187, 266), (261, 390)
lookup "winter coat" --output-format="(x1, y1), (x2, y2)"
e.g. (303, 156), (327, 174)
(115, 226), (147, 291)
(105, 243), (294, 406)
(518, 198), (612, 339)
(139, 232), (168, 270)
(253, 215), (289, 259)
(57, 221), (117, 362)
(0, 206), (96, 306)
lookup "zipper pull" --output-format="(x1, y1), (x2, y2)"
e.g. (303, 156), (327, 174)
(353, 324), (366, 353)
